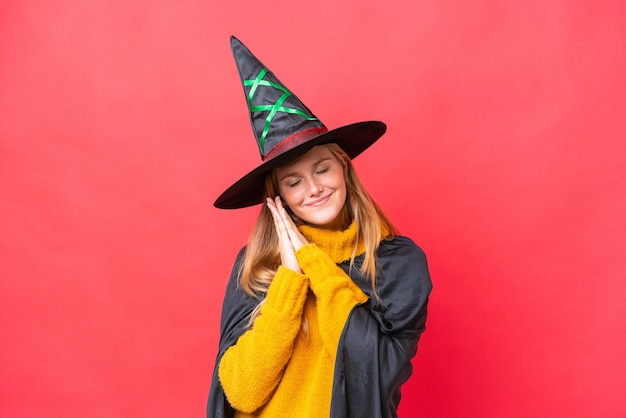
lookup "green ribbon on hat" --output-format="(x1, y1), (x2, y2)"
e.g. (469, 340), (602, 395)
(244, 68), (319, 154)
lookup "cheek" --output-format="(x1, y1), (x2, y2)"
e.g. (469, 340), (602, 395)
(336, 175), (347, 201)
(278, 187), (301, 208)
(338, 185), (347, 207)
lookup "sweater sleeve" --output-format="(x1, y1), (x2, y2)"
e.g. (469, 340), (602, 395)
(295, 243), (369, 360)
(218, 266), (309, 413)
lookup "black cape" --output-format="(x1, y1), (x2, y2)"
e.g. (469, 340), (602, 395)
(206, 236), (432, 418)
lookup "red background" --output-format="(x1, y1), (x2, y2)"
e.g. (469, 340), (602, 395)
(1, 1), (625, 417)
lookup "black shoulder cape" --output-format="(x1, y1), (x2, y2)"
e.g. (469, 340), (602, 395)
(206, 236), (432, 418)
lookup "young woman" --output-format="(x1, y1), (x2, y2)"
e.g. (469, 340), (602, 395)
(207, 37), (432, 418)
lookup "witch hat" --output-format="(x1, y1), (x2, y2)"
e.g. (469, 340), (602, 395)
(214, 36), (386, 209)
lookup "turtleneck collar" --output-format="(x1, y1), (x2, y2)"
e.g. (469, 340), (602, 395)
(298, 221), (365, 264)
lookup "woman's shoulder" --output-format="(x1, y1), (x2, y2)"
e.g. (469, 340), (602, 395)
(376, 235), (432, 297)
(378, 235), (427, 260)
(224, 246), (247, 291)
(233, 245), (247, 263)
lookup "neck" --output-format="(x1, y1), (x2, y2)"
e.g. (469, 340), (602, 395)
(298, 221), (365, 263)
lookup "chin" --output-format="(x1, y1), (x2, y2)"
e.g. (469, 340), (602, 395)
(302, 211), (344, 229)
(297, 201), (346, 229)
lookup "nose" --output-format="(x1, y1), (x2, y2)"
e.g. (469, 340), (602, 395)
(306, 178), (323, 196)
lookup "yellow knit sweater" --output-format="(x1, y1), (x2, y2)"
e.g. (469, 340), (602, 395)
(218, 222), (369, 417)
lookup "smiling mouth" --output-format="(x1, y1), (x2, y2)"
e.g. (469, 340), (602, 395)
(306, 194), (331, 207)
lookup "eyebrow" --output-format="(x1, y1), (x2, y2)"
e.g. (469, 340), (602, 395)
(278, 157), (332, 182)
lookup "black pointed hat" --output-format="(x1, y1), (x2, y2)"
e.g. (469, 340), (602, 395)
(214, 36), (386, 209)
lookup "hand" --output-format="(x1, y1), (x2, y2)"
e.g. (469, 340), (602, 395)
(266, 196), (309, 273)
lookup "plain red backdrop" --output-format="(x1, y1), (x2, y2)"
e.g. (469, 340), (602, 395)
(1, 1), (624, 417)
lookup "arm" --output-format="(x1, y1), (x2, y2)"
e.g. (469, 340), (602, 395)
(266, 196), (369, 358)
(295, 243), (369, 359)
(218, 266), (309, 413)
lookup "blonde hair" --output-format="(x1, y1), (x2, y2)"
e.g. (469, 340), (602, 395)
(238, 143), (397, 323)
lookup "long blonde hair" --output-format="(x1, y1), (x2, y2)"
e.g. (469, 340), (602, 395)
(238, 143), (397, 321)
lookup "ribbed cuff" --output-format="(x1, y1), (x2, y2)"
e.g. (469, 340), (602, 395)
(296, 243), (344, 287)
(261, 266), (309, 318)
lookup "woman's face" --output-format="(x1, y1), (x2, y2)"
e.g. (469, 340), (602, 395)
(275, 145), (347, 230)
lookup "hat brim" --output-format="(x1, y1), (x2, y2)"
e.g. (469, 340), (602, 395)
(214, 121), (386, 209)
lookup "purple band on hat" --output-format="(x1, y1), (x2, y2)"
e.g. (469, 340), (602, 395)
(263, 127), (329, 161)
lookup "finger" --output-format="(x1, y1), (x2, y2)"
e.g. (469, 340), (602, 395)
(273, 197), (293, 230)
(266, 197), (280, 221)
(274, 196), (297, 228)
(274, 197), (297, 237)
(267, 198), (296, 250)
(285, 223), (308, 251)
(274, 197), (308, 251)
(267, 198), (301, 272)
(266, 198), (287, 237)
